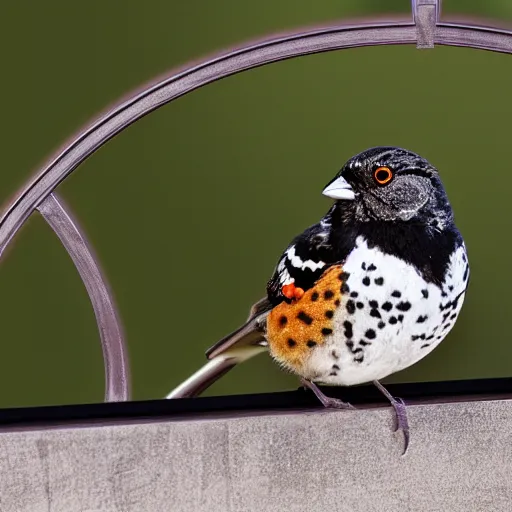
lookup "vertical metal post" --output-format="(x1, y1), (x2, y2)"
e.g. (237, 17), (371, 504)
(413, 0), (440, 49)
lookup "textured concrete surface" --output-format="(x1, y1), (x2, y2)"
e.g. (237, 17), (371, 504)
(2, 399), (512, 511)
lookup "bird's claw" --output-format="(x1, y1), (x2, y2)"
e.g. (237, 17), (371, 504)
(389, 397), (410, 455)
(322, 396), (356, 410)
(373, 381), (410, 455)
(300, 378), (355, 410)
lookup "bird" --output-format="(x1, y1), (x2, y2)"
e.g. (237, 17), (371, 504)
(167, 146), (470, 454)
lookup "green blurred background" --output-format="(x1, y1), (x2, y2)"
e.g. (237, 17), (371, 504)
(0, 1), (511, 408)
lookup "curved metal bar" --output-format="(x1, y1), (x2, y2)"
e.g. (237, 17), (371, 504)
(1, 22), (414, 257)
(0, 21), (510, 258)
(37, 194), (130, 402)
(437, 24), (512, 52)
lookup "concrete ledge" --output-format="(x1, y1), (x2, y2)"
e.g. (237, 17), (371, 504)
(2, 398), (512, 511)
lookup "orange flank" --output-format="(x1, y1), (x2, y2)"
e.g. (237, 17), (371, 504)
(268, 265), (345, 372)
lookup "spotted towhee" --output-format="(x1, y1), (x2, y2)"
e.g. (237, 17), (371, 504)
(168, 147), (470, 454)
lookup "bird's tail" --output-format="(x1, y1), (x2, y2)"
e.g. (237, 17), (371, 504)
(165, 297), (271, 399)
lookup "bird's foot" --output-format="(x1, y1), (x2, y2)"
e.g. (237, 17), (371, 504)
(300, 378), (355, 410)
(373, 380), (410, 455)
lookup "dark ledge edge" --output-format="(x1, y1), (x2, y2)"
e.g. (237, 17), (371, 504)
(0, 377), (511, 429)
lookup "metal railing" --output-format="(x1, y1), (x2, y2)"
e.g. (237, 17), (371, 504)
(1, 0), (510, 402)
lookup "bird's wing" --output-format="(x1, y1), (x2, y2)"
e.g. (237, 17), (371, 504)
(166, 218), (342, 399)
(267, 220), (336, 305)
(204, 219), (337, 359)
(165, 297), (270, 399)
(205, 298), (272, 360)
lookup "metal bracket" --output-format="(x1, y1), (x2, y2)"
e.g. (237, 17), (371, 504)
(413, 0), (441, 49)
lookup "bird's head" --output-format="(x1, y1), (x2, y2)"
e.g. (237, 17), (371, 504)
(323, 146), (453, 229)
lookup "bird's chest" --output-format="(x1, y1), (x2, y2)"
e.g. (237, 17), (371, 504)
(266, 237), (468, 386)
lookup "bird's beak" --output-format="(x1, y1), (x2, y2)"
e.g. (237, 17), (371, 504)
(322, 176), (355, 201)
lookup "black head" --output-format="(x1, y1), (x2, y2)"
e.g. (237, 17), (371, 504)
(323, 147), (453, 230)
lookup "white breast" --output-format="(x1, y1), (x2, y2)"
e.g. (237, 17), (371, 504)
(304, 236), (469, 386)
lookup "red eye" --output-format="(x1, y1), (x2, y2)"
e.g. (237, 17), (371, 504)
(374, 166), (393, 185)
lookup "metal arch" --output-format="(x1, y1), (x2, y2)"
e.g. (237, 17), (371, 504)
(37, 194), (130, 402)
(2, 20), (512, 257)
(0, 21), (414, 256)
(0, 10), (511, 403)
